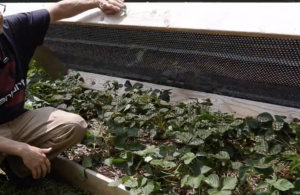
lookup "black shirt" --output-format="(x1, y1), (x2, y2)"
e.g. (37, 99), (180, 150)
(0, 9), (50, 124)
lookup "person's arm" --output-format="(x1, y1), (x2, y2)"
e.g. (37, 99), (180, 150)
(0, 136), (25, 156)
(0, 135), (52, 179)
(3, 0), (125, 49)
(47, 0), (125, 23)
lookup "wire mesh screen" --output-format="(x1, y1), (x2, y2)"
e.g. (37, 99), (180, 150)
(44, 23), (300, 108)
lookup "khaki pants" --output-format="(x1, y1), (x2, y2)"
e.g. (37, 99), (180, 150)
(0, 107), (87, 178)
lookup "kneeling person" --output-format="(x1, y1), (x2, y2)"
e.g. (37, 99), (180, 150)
(0, 0), (125, 189)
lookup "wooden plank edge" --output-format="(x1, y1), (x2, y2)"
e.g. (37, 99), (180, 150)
(78, 71), (300, 121)
(3, 3), (300, 39)
(52, 156), (129, 195)
(56, 21), (300, 41)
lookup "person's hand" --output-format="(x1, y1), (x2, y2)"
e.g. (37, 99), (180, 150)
(98, 0), (126, 15)
(19, 144), (52, 179)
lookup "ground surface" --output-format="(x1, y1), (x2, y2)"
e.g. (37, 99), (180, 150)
(0, 172), (93, 195)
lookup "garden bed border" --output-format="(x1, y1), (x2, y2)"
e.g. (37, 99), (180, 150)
(52, 156), (130, 195)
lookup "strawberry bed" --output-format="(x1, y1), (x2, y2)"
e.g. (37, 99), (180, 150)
(25, 60), (300, 195)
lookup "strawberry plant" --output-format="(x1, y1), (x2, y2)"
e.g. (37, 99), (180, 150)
(25, 63), (300, 195)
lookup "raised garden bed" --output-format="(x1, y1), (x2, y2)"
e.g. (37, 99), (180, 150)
(25, 61), (300, 195)
(51, 156), (128, 195)
(2, 2), (300, 195)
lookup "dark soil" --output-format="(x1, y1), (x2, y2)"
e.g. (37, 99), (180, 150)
(0, 171), (93, 195)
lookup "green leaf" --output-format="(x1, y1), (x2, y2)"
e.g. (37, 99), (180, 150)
(254, 140), (269, 154)
(212, 151), (230, 160)
(114, 116), (126, 124)
(77, 167), (86, 181)
(257, 112), (274, 123)
(201, 165), (212, 174)
(197, 130), (212, 140)
(239, 166), (250, 184)
(126, 152), (134, 167)
(114, 135), (127, 150)
(133, 145), (159, 157)
(123, 80), (132, 87)
(175, 132), (193, 144)
(265, 175), (277, 184)
(165, 113), (176, 119)
(273, 164), (285, 173)
(189, 138), (204, 146)
(112, 158), (127, 169)
(217, 124), (231, 133)
(150, 159), (176, 169)
(231, 162), (243, 170)
(127, 127), (139, 137)
(204, 174), (219, 189)
(256, 181), (270, 189)
(180, 175), (189, 188)
(181, 152), (196, 164)
(129, 188), (142, 195)
(124, 104), (131, 112)
(230, 119), (244, 127)
(158, 90), (171, 103)
(272, 121), (284, 131)
(254, 167), (274, 176)
(270, 190), (280, 195)
(196, 151), (207, 157)
(275, 115), (286, 122)
(187, 174), (204, 189)
(104, 112), (114, 118)
(221, 177), (238, 190)
(273, 178), (294, 191)
(104, 158), (113, 166)
(173, 147), (191, 158)
(142, 181), (155, 195)
(190, 159), (212, 175)
(174, 107), (185, 115)
(207, 188), (231, 195)
(87, 130), (101, 137)
(127, 142), (146, 151)
(248, 119), (259, 129)
(138, 177), (148, 187)
(108, 180), (122, 187)
(57, 103), (67, 110)
(197, 113), (215, 121)
(82, 157), (93, 168)
(292, 179), (300, 194)
(269, 144), (282, 155)
(133, 82), (143, 89)
(123, 177), (138, 188)
(159, 108), (169, 113)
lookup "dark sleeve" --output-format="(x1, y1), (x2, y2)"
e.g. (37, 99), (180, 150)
(4, 9), (50, 47)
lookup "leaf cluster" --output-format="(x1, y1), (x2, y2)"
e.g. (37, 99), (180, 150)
(25, 66), (300, 195)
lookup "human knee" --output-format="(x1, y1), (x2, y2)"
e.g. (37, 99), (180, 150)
(40, 107), (87, 129)
(53, 112), (87, 139)
(69, 114), (88, 129)
(70, 124), (87, 144)
(59, 112), (88, 129)
(66, 114), (87, 141)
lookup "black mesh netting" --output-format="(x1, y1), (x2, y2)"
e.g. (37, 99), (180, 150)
(44, 23), (300, 108)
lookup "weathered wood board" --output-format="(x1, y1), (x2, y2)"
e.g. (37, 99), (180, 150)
(3, 3), (300, 39)
(79, 71), (300, 121)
